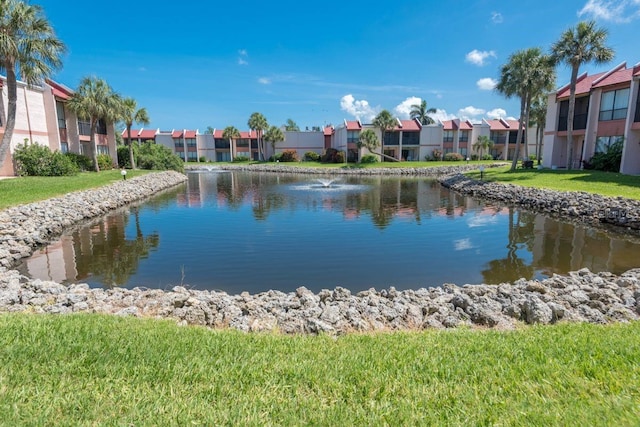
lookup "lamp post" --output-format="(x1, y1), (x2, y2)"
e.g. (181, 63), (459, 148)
(121, 169), (127, 180)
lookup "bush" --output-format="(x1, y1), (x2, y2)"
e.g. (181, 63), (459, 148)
(587, 139), (623, 172)
(116, 144), (141, 169)
(65, 152), (93, 171)
(425, 149), (442, 161)
(276, 150), (299, 162)
(482, 154), (494, 161)
(471, 154), (479, 161)
(304, 151), (320, 162)
(13, 143), (79, 176)
(360, 154), (378, 164)
(321, 148), (345, 163)
(97, 154), (113, 170)
(444, 152), (464, 161)
(136, 142), (184, 173)
(233, 155), (250, 162)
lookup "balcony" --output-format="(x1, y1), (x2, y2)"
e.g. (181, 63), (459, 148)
(490, 136), (506, 144)
(78, 121), (91, 136)
(558, 113), (587, 131)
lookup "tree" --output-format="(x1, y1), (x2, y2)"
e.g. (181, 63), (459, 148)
(357, 129), (380, 161)
(204, 126), (215, 135)
(409, 99), (437, 125)
(472, 135), (494, 159)
(263, 125), (285, 160)
(222, 126), (240, 160)
(496, 48), (555, 171)
(0, 0), (65, 173)
(529, 97), (548, 165)
(248, 112), (268, 161)
(283, 119), (299, 131)
(551, 20), (614, 170)
(372, 110), (400, 162)
(67, 77), (122, 172)
(120, 97), (149, 169)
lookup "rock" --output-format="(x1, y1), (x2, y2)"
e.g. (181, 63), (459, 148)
(523, 296), (553, 324)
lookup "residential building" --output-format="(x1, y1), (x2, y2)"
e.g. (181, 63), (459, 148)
(0, 76), (118, 176)
(543, 61), (640, 174)
(121, 128), (158, 144)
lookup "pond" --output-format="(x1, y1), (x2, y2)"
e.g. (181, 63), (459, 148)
(19, 170), (640, 294)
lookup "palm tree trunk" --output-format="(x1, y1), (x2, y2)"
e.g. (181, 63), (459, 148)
(0, 65), (18, 173)
(566, 65), (579, 170)
(127, 125), (136, 169)
(510, 97), (526, 171)
(91, 119), (99, 172)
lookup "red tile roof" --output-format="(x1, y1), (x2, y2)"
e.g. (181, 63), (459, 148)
(486, 118), (521, 131)
(345, 120), (362, 131)
(184, 130), (197, 138)
(592, 67), (633, 89)
(122, 129), (157, 139)
(46, 79), (73, 101)
(396, 119), (421, 131)
(324, 126), (334, 136)
(171, 130), (197, 138)
(460, 120), (473, 130)
(213, 130), (224, 138)
(442, 120), (455, 130)
(556, 71), (605, 99)
(213, 130), (257, 139)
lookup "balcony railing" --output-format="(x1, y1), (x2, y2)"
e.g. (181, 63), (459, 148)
(78, 121), (91, 136)
(558, 113), (587, 131)
(490, 136), (506, 144)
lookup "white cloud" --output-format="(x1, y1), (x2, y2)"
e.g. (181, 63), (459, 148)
(491, 11), (504, 23)
(428, 109), (456, 122)
(579, 0), (640, 22)
(477, 78), (497, 90)
(458, 106), (485, 121)
(340, 94), (378, 122)
(487, 108), (507, 119)
(238, 49), (247, 56)
(258, 77), (271, 85)
(468, 215), (498, 228)
(454, 238), (473, 251)
(394, 96), (422, 119)
(238, 49), (249, 65)
(465, 49), (497, 66)
(238, 58), (248, 66)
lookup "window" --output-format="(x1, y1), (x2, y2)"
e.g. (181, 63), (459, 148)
(56, 101), (66, 129)
(443, 130), (453, 143)
(96, 145), (109, 155)
(347, 130), (360, 143)
(383, 132), (399, 145)
(216, 152), (231, 162)
(402, 132), (420, 146)
(96, 119), (107, 135)
(78, 119), (91, 136)
(236, 138), (249, 148)
(187, 151), (198, 160)
(595, 135), (623, 153)
(599, 88), (629, 121)
(558, 97), (589, 130)
(215, 139), (230, 149)
(459, 131), (469, 142)
(443, 147), (453, 154)
(186, 138), (196, 147)
(178, 151), (185, 160)
(173, 138), (183, 148)
(490, 131), (506, 144)
(459, 148), (468, 157)
(60, 142), (69, 153)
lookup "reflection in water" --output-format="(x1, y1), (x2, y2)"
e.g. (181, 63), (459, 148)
(20, 171), (640, 293)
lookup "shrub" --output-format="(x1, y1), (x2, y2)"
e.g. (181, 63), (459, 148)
(425, 149), (442, 161)
(321, 148), (345, 163)
(65, 152), (93, 171)
(136, 142), (184, 172)
(334, 151), (345, 163)
(482, 154), (494, 161)
(360, 154), (378, 164)
(304, 151), (320, 162)
(199, 156), (206, 163)
(471, 154), (479, 161)
(13, 143), (79, 176)
(444, 152), (464, 161)
(587, 139), (623, 172)
(233, 155), (250, 162)
(277, 150), (299, 162)
(97, 154), (113, 170)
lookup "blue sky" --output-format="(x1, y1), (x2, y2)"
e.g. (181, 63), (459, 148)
(37, 0), (639, 132)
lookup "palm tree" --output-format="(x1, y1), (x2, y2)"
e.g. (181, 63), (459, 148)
(409, 99), (437, 125)
(551, 20), (614, 170)
(248, 112), (268, 161)
(283, 119), (299, 131)
(472, 135), (494, 159)
(529, 97), (548, 165)
(372, 110), (400, 162)
(0, 0), (65, 173)
(120, 97), (149, 169)
(204, 126), (215, 135)
(357, 129), (380, 161)
(67, 76), (122, 172)
(222, 126), (240, 160)
(496, 48), (555, 171)
(264, 126), (285, 160)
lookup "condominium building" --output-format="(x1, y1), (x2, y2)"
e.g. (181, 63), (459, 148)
(543, 61), (640, 174)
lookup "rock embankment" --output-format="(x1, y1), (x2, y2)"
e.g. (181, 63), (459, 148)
(1, 267), (638, 333)
(439, 174), (640, 232)
(190, 163), (508, 176)
(0, 171), (187, 268)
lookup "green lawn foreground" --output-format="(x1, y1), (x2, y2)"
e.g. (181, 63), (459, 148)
(0, 169), (152, 210)
(465, 166), (640, 200)
(0, 314), (638, 426)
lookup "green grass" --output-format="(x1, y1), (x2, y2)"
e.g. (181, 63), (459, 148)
(0, 314), (638, 426)
(466, 166), (640, 200)
(0, 169), (152, 210)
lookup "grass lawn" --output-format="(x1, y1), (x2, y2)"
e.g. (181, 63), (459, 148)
(465, 166), (640, 200)
(0, 314), (638, 425)
(0, 169), (152, 210)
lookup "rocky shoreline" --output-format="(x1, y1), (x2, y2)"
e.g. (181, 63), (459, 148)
(1, 166), (639, 334)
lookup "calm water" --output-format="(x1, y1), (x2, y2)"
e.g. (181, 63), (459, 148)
(19, 170), (640, 293)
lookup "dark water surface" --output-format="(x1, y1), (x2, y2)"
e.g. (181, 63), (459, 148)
(19, 171), (640, 293)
